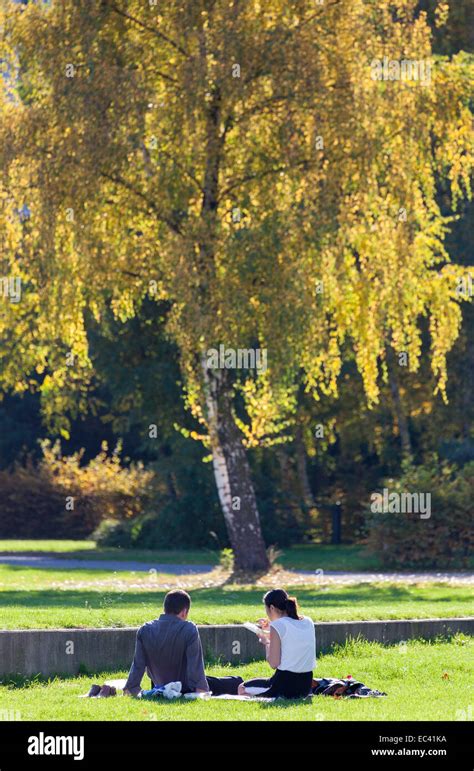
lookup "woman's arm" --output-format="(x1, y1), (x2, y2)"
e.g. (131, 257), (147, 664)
(262, 626), (281, 670)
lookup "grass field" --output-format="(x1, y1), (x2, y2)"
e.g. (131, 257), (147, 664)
(0, 541), (471, 724)
(0, 637), (471, 721)
(0, 564), (472, 628)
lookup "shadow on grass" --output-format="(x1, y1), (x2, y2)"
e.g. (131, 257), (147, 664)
(0, 583), (471, 617)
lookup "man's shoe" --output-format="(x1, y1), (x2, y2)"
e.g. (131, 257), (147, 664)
(87, 684), (101, 697)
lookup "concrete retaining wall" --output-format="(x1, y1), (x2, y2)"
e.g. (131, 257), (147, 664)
(0, 618), (472, 679)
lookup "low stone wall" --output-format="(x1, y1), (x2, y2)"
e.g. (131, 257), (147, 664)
(0, 617), (472, 679)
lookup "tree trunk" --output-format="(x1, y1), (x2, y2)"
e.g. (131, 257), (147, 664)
(387, 346), (413, 458)
(202, 361), (269, 571)
(196, 38), (268, 571)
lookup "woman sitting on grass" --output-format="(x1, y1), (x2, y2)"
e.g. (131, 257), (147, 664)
(238, 588), (316, 699)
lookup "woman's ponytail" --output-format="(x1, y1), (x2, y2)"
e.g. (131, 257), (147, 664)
(285, 596), (299, 620)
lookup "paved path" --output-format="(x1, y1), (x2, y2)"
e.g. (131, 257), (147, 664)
(0, 555), (213, 574)
(0, 555), (472, 583)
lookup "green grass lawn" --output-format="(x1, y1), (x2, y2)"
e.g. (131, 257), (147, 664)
(1, 637), (471, 721)
(0, 565), (472, 628)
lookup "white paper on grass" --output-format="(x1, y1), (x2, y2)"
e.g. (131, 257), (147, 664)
(212, 694), (276, 701)
(103, 679), (128, 689)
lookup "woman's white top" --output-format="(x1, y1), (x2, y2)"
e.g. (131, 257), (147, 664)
(270, 615), (316, 673)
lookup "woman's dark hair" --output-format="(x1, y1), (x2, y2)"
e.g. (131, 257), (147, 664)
(263, 589), (301, 620)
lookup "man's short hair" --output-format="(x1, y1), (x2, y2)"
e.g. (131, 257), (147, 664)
(163, 589), (191, 615)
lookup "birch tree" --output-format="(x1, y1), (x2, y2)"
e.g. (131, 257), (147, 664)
(0, 0), (472, 569)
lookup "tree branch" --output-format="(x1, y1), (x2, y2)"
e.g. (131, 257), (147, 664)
(220, 158), (314, 199)
(140, 141), (203, 195)
(100, 170), (183, 236)
(156, 146), (204, 194)
(106, 1), (190, 58)
(232, 93), (297, 126)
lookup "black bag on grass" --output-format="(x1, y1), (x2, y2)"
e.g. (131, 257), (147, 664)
(311, 677), (387, 698)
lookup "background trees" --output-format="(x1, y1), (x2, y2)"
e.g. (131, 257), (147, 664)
(0, 0), (472, 568)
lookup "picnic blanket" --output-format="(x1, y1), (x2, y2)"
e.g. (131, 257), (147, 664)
(80, 676), (386, 700)
(209, 678), (387, 701)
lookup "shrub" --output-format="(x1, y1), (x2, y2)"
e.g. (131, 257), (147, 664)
(120, 496), (224, 550)
(0, 440), (155, 538)
(365, 457), (473, 568)
(219, 548), (234, 571)
(91, 518), (134, 548)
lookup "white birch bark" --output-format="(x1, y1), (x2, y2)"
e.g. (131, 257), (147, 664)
(201, 356), (234, 529)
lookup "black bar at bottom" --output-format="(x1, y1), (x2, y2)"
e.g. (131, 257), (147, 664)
(0, 720), (471, 764)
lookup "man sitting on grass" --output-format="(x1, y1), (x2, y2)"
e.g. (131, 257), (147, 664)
(123, 589), (242, 697)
